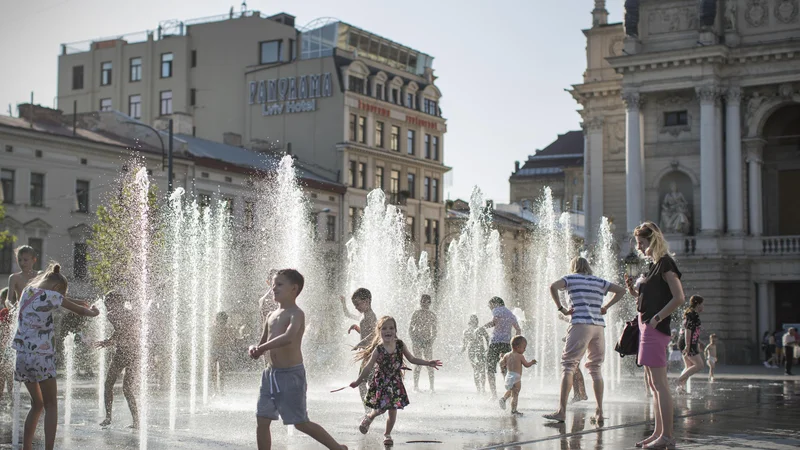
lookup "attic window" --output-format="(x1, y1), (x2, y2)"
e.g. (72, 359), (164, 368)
(664, 111), (688, 127)
(201, 172), (209, 178)
(35, 150), (43, 158)
(225, 176), (232, 183)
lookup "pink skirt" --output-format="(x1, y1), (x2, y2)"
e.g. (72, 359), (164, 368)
(637, 314), (670, 368)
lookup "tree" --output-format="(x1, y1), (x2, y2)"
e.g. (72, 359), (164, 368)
(0, 204), (14, 247)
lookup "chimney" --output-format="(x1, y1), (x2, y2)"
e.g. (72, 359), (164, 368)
(17, 104), (64, 125)
(593, 0), (609, 26)
(223, 132), (242, 147)
(514, 161), (520, 172)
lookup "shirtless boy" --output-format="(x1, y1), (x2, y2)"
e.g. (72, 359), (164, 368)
(6, 245), (39, 307)
(340, 288), (377, 408)
(249, 269), (347, 450)
(409, 294), (437, 392)
(704, 334), (718, 381)
(498, 336), (536, 415)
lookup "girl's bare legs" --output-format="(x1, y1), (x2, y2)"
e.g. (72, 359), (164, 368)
(637, 367), (661, 447)
(677, 354), (704, 387)
(708, 359), (715, 380)
(647, 366), (674, 447)
(23, 382), (44, 450)
(39, 378), (58, 450)
(385, 409), (397, 436)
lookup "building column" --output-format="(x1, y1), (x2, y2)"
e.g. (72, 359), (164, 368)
(745, 139), (766, 236)
(725, 87), (745, 234)
(584, 117), (604, 238)
(715, 95), (725, 230)
(622, 91), (644, 232)
(696, 85), (720, 233)
(757, 281), (770, 342)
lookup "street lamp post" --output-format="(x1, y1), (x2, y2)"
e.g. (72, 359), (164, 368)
(123, 119), (174, 192)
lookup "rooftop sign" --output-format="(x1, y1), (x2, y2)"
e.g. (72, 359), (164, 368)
(248, 72), (333, 116)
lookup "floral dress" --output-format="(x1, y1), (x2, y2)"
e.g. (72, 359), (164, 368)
(364, 340), (410, 411)
(12, 287), (63, 383)
(679, 311), (701, 356)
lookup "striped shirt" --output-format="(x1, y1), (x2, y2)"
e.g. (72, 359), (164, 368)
(562, 274), (611, 327)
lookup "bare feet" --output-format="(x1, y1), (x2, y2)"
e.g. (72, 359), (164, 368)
(99, 418), (112, 427)
(635, 434), (658, 448)
(128, 423), (139, 430)
(511, 410), (523, 416)
(542, 412), (565, 422)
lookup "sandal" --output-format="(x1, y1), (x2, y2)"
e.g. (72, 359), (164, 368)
(358, 415), (373, 434)
(635, 436), (657, 448)
(643, 436), (676, 449)
(383, 434), (393, 446)
(542, 412), (565, 423)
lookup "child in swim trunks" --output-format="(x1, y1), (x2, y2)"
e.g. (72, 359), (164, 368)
(705, 334), (718, 381)
(248, 269), (347, 450)
(498, 336), (536, 415)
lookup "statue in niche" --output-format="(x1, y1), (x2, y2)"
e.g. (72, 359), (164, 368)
(724, 0), (737, 30)
(661, 182), (691, 234)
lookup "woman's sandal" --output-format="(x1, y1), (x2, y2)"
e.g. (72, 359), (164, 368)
(635, 436), (657, 448)
(643, 436), (676, 449)
(383, 434), (393, 446)
(358, 415), (373, 434)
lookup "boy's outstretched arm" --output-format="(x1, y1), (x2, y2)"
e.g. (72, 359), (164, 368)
(62, 298), (100, 317)
(339, 295), (359, 320)
(402, 345), (442, 368)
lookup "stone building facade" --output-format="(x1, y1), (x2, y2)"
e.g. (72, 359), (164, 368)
(56, 11), (449, 260)
(572, 0), (800, 362)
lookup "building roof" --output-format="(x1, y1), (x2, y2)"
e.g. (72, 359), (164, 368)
(446, 201), (535, 230)
(512, 130), (583, 177)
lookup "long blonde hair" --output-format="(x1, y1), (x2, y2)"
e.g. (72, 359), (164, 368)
(29, 262), (68, 293)
(354, 316), (398, 363)
(634, 221), (671, 262)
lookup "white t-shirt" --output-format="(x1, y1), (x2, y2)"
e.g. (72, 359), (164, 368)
(783, 332), (796, 348)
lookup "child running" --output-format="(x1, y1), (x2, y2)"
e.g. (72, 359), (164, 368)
(340, 288), (377, 409)
(350, 316), (442, 446)
(705, 334), (718, 381)
(95, 290), (140, 428)
(483, 297), (521, 398)
(498, 336), (536, 415)
(408, 294), (437, 392)
(6, 245), (40, 307)
(13, 263), (99, 450)
(461, 314), (489, 393)
(248, 269), (347, 450)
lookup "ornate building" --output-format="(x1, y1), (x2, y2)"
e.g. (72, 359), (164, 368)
(573, 0), (800, 363)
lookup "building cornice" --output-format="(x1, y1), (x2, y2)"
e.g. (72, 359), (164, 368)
(337, 142), (452, 173)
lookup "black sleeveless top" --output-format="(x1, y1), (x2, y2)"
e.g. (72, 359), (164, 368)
(637, 254), (682, 336)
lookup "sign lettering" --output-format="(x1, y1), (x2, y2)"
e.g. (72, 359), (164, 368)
(249, 73), (333, 116)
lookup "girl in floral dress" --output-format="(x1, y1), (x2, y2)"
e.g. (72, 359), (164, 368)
(350, 316), (442, 446)
(13, 263), (99, 450)
(675, 295), (704, 393)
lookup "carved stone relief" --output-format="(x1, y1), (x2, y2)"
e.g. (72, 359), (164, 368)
(724, 0), (738, 30)
(647, 6), (698, 34)
(606, 120), (626, 156)
(745, 0), (769, 27)
(609, 36), (625, 57)
(775, 0), (799, 23)
(657, 95), (693, 137)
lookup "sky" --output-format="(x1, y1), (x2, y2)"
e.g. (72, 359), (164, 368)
(0, 0), (625, 204)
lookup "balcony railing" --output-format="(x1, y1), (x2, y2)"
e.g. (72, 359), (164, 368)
(760, 236), (800, 255)
(669, 235), (800, 256)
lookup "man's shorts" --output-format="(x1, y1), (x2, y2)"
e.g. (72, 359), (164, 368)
(15, 351), (57, 383)
(256, 364), (309, 425)
(487, 342), (511, 373)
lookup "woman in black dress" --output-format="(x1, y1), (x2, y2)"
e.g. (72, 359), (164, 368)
(624, 222), (686, 449)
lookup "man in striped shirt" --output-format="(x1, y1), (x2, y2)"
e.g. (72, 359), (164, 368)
(543, 257), (625, 424)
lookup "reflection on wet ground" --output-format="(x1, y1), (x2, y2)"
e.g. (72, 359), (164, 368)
(1, 373), (798, 449)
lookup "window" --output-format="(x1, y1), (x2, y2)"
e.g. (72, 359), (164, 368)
(1, 169), (14, 204)
(161, 53), (173, 78)
(376, 83), (384, 100)
(222, 197), (234, 216)
(349, 207), (361, 234)
(375, 121), (384, 148)
(160, 90), (173, 115)
(72, 65), (84, 90)
(425, 219), (432, 244)
(326, 215), (336, 241)
(260, 40), (282, 64)
(406, 216), (415, 240)
(424, 98), (438, 115)
(358, 162), (367, 189)
(244, 200), (255, 229)
(199, 194), (211, 208)
(424, 134), (431, 159)
(289, 39), (296, 60)
(375, 166), (385, 190)
(190, 88), (196, 106)
(407, 173), (416, 199)
(432, 178), (439, 202)
(100, 98), (112, 112)
(0, 241), (12, 274)
(390, 170), (400, 202)
(433, 136), (440, 161)
(129, 95), (141, 119)
(30, 173), (44, 207)
(664, 110), (688, 127)
(348, 76), (364, 94)
(407, 130), (415, 155)
(424, 177), (430, 201)
(406, 93), (414, 109)
(4, 145), (12, 153)
(191, 50), (197, 68)
(392, 88), (399, 104)
(73, 243), (88, 280)
(349, 160), (357, 187)
(349, 114), (357, 141)
(27, 238), (43, 271)
(101, 61), (112, 86)
(35, 150), (42, 158)
(358, 116), (366, 143)
(390, 126), (400, 151)
(432, 220), (439, 243)
(309, 213), (319, 240)
(130, 57), (142, 82)
(76, 180), (90, 212)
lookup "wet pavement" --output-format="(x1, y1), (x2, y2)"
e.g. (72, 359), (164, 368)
(1, 370), (799, 449)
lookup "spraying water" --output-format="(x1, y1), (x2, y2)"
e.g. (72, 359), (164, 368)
(167, 187), (185, 430)
(595, 217), (622, 389)
(64, 333), (75, 426)
(188, 201), (201, 414)
(134, 167), (151, 449)
(202, 207), (213, 406)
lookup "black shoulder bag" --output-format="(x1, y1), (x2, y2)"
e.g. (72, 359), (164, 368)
(614, 318), (639, 358)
